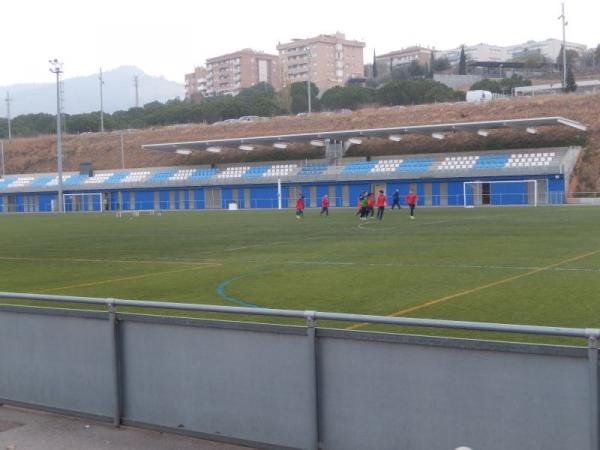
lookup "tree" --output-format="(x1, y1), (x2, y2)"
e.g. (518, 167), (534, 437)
(372, 50), (378, 79)
(565, 68), (577, 92)
(377, 79), (459, 106)
(429, 52), (435, 78)
(556, 46), (580, 71)
(470, 74), (531, 95)
(458, 46), (467, 75)
(320, 86), (375, 110)
(289, 82), (319, 114)
(433, 57), (451, 72)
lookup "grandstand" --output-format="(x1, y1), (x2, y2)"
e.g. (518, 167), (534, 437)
(0, 117), (585, 212)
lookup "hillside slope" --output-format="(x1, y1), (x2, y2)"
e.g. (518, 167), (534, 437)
(2, 94), (598, 191)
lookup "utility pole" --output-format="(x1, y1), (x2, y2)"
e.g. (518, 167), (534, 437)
(49, 59), (64, 213)
(133, 76), (140, 108)
(5, 91), (12, 140)
(1, 140), (5, 177)
(306, 47), (312, 113)
(558, 2), (568, 89)
(99, 68), (105, 132)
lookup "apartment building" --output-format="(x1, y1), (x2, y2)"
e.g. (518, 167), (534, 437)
(277, 32), (365, 93)
(184, 66), (208, 99)
(376, 46), (433, 69)
(507, 39), (587, 61)
(439, 39), (587, 65)
(438, 44), (510, 65)
(204, 49), (281, 97)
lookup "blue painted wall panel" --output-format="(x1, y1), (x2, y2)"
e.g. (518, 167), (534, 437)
(251, 186), (278, 208)
(159, 191), (169, 210)
(194, 189), (204, 209)
(135, 191), (154, 210)
(431, 183), (441, 206)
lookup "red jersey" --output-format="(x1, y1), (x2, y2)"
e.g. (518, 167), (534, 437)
(321, 196), (329, 207)
(296, 197), (305, 209)
(367, 197), (375, 207)
(376, 194), (386, 207)
(405, 192), (418, 205)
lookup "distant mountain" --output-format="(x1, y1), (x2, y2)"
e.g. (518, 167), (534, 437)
(0, 66), (184, 117)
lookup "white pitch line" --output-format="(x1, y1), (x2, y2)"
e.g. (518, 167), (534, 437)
(287, 260), (600, 273)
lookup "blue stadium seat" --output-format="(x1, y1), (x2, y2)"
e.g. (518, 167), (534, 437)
(29, 176), (55, 187)
(0, 177), (16, 188)
(341, 161), (377, 174)
(474, 155), (510, 170)
(63, 174), (89, 185)
(105, 172), (130, 184)
(148, 170), (177, 182)
(298, 163), (328, 176)
(242, 165), (271, 178)
(396, 159), (434, 172)
(189, 168), (218, 180)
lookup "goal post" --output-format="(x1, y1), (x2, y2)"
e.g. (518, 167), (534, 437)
(463, 180), (542, 208)
(63, 193), (104, 212)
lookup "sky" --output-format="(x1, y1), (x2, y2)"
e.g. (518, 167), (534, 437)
(1, 0), (598, 86)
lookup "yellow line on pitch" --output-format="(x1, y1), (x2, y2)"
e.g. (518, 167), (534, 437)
(0, 255), (220, 266)
(346, 248), (600, 331)
(36, 264), (221, 293)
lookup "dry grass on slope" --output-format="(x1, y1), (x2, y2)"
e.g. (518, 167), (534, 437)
(2, 93), (599, 190)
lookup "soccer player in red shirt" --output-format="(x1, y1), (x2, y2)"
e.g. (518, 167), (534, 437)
(405, 189), (418, 220)
(295, 194), (305, 219)
(376, 190), (387, 221)
(367, 192), (375, 217)
(320, 194), (329, 217)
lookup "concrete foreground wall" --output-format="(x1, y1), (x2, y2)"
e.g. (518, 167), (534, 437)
(0, 305), (596, 450)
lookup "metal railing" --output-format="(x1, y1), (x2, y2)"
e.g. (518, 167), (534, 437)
(1, 291), (599, 450)
(1, 291), (598, 339)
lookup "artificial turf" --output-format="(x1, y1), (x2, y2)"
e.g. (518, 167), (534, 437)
(1, 205), (599, 343)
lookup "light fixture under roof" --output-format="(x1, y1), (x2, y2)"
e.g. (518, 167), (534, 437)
(206, 146), (222, 153)
(526, 127), (538, 135)
(310, 140), (325, 147)
(273, 143), (288, 149)
(239, 145), (254, 151)
(175, 149), (192, 155)
(347, 137), (362, 145)
(431, 132), (445, 140)
(388, 135), (402, 142)
(477, 130), (489, 137)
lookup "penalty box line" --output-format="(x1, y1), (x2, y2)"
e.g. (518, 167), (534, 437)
(346, 248), (600, 331)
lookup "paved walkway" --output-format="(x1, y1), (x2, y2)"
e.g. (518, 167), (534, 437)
(0, 405), (254, 450)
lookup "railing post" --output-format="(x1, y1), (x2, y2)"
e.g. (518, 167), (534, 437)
(305, 311), (319, 450)
(589, 335), (599, 450)
(107, 299), (122, 427)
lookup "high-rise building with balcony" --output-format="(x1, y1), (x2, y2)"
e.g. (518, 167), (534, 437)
(277, 32), (365, 94)
(204, 49), (280, 97)
(184, 66), (208, 99)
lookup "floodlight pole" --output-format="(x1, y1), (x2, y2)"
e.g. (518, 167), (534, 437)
(50, 59), (64, 213)
(0, 140), (5, 178)
(307, 47), (312, 113)
(5, 91), (12, 140)
(559, 2), (568, 89)
(99, 68), (105, 133)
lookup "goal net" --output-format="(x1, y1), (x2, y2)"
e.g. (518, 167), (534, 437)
(63, 193), (104, 212)
(463, 180), (544, 207)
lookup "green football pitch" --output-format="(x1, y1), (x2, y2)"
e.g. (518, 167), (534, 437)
(1, 206), (600, 343)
